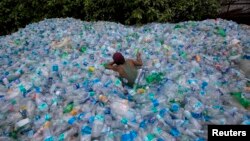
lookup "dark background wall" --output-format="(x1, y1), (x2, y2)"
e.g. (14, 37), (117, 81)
(219, 0), (250, 25)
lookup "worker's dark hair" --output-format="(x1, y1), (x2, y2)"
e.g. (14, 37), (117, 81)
(113, 52), (125, 65)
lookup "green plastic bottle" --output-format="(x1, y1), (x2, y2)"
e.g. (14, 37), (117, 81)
(61, 52), (68, 58)
(146, 133), (156, 141)
(230, 92), (250, 108)
(180, 51), (187, 59)
(216, 27), (226, 37)
(80, 46), (87, 53)
(174, 25), (182, 29)
(19, 84), (27, 94)
(63, 102), (74, 113)
(9, 130), (18, 139)
(145, 72), (163, 84)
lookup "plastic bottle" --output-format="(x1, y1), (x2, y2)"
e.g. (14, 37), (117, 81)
(140, 105), (158, 117)
(35, 94), (49, 112)
(183, 110), (202, 130)
(117, 116), (140, 130)
(92, 114), (104, 138)
(152, 126), (176, 141)
(230, 92), (250, 108)
(81, 125), (92, 141)
(101, 128), (115, 141)
(63, 101), (74, 113)
(43, 122), (54, 141)
(145, 72), (163, 84)
(109, 97), (135, 120)
(57, 127), (78, 141)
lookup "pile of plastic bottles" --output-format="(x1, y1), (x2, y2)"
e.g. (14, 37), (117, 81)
(0, 18), (250, 141)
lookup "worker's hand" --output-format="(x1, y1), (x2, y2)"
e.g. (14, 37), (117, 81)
(133, 52), (143, 66)
(110, 61), (115, 65)
(105, 61), (118, 71)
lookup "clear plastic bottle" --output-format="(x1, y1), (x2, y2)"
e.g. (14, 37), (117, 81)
(183, 110), (202, 130)
(57, 127), (78, 141)
(109, 97), (135, 120)
(91, 114), (104, 138)
(81, 125), (92, 141)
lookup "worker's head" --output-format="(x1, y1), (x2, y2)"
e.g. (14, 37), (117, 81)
(113, 52), (125, 65)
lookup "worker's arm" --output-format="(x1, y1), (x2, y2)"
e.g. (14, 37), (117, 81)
(132, 52), (143, 66)
(105, 61), (118, 71)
